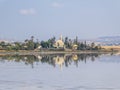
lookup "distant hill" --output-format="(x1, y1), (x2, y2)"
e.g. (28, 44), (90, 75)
(96, 36), (120, 46)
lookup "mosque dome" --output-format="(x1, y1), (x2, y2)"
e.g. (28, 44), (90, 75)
(54, 35), (64, 48)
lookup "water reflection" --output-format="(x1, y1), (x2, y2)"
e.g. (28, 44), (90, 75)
(0, 53), (120, 90)
(0, 53), (101, 68)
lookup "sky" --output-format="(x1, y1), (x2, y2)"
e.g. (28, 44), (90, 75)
(0, 0), (120, 41)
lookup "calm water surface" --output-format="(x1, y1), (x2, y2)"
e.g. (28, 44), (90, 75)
(0, 53), (120, 90)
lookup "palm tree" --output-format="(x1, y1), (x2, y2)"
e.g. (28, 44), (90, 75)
(31, 36), (34, 42)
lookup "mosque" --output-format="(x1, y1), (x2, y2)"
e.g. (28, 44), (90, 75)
(53, 35), (64, 48)
(53, 35), (78, 50)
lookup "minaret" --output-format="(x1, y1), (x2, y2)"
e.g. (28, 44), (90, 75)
(60, 35), (63, 41)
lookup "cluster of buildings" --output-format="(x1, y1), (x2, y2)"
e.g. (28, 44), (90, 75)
(53, 35), (78, 50)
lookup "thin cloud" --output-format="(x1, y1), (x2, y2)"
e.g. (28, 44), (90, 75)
(19, 8), (36, 15)
(51, 2), (64, 8)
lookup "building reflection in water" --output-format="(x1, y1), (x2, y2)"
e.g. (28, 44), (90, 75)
(0, 53), (101, 68)
(53, 56), (65, 69)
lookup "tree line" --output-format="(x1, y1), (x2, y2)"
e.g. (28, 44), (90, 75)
(0, 36), (101, 51)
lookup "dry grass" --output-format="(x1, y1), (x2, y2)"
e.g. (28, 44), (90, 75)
(101, 46), (120, 50)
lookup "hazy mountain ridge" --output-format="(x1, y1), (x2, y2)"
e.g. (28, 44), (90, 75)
(96, 36), (120, 45)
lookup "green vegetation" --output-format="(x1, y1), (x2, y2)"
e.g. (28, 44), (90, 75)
(0, 36), (101, 51)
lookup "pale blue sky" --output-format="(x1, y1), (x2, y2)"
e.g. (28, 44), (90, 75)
(0, 0), (120, 41)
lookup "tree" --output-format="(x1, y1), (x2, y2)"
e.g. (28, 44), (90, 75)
(24, 36), (35, 50)
(91, 42), (95, 50)
(40, 41), (49, 48)
(13, 42), (21, 50)
(78, 42), (85, 50)
(0, 41), (6, 49)
(31, 36), (34, 42)
(75, 36), (78, 44)
(34, 42), (40, 49)
(68, 39), (72, 49)
(27, 41), (35, 50)
(64, 37), (69, 48)
(49, 36), (56, 48)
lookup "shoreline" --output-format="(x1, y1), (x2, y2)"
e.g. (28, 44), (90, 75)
(0, 50), (118, 56)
